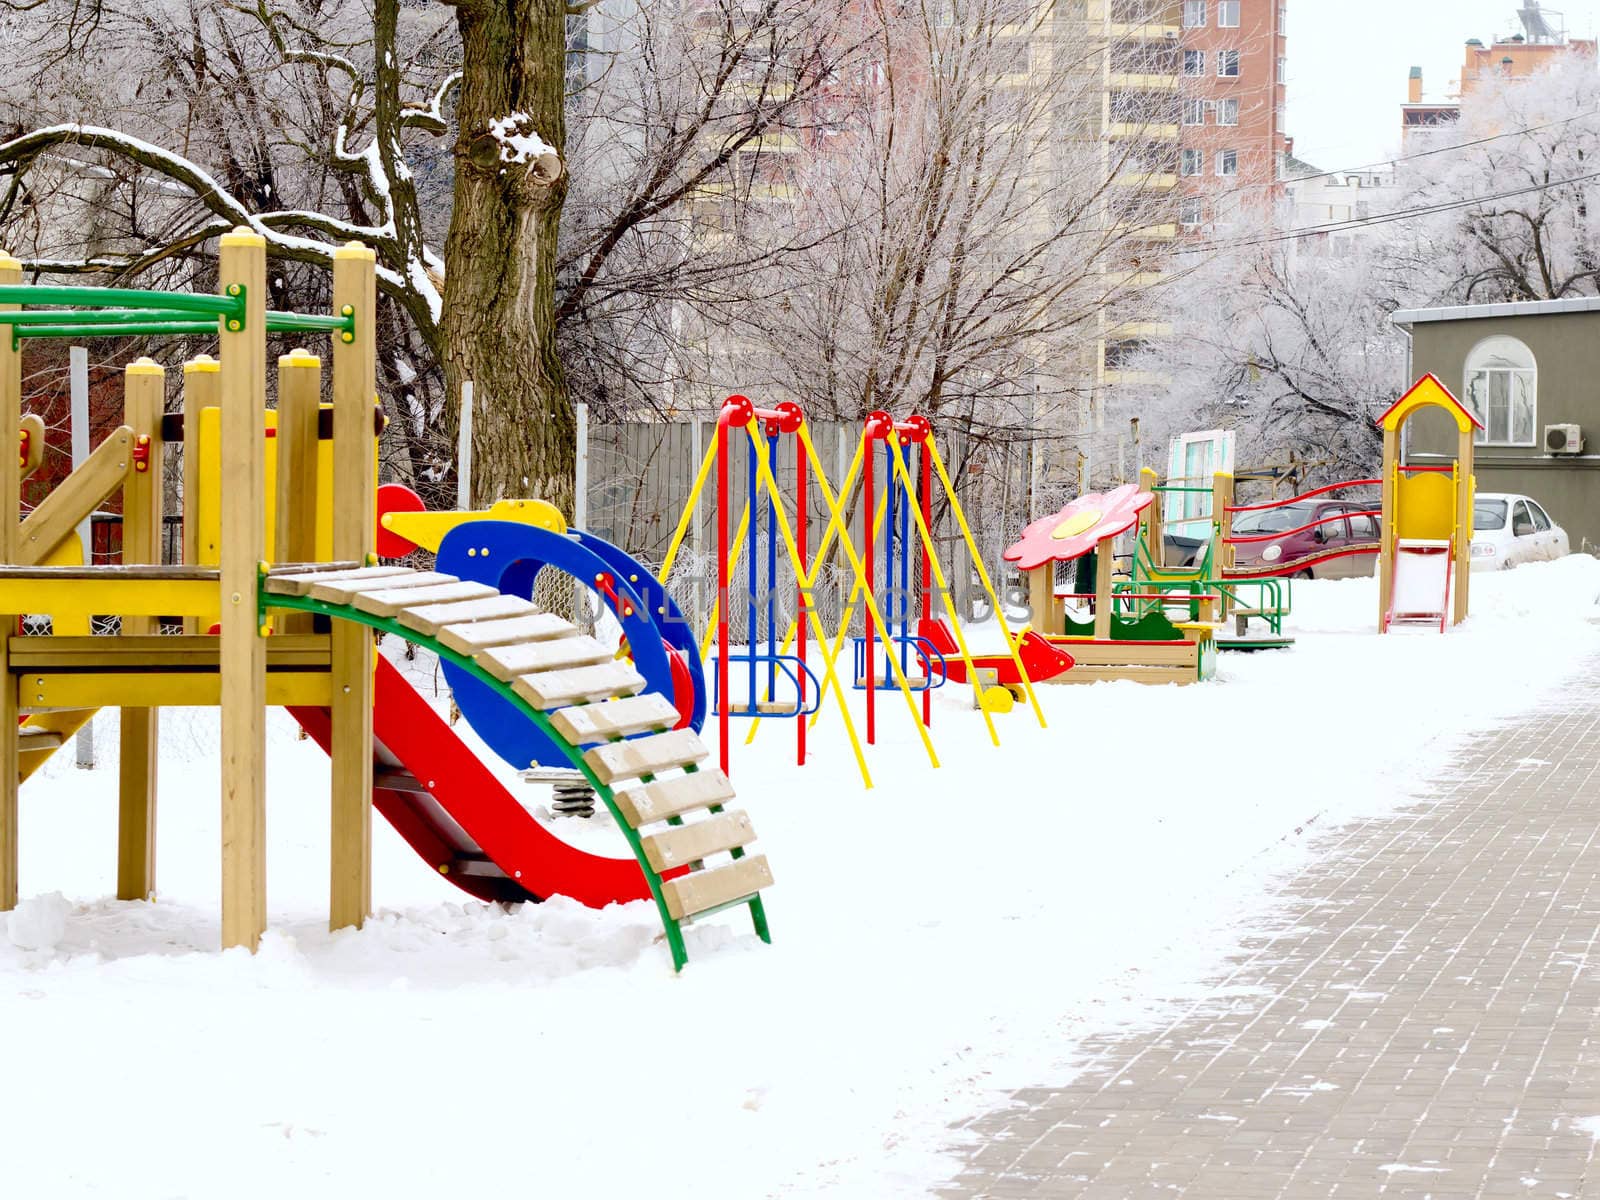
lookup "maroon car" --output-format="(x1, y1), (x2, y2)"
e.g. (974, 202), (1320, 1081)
(1229, 499), (1380, 579)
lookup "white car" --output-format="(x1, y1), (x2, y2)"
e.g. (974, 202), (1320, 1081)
(1471, 493), (1570, 571)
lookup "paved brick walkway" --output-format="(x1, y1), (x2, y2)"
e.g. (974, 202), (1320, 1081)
(941, 675), (1600, 1199)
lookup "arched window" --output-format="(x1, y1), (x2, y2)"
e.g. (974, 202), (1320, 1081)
(1464, 335), (1536, 445)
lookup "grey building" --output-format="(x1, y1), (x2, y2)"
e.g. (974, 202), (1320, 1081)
(1392, 297), (1600, 552)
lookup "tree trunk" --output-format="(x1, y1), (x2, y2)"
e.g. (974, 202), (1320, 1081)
(441, 0), (571, 512)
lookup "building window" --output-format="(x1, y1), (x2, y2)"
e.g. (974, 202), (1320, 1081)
(1179, 196), (1204, 227)
(1217, 97), (1239, 126)
(1464, 335), (1537, 445)
(1182, 0), (1206, 29)
(1218, 0), (1240, 26)
(1217, 49), (1240, 78)
(1183, 98), (1206, 125)
(1182, 148), (1204, 176)
(1279, 5), (1287, 31)
(1184, 49), (1204, 76)
(1216, 149), (1238, 176)
(1278, 56), (1287, 83)
(1104, 339), (1149, 369)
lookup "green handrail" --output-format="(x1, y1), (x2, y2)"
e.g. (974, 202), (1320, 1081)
(8, 310), (354, 342)
(0, 284), (242, 317)
(15, 322), (227, 340)
(259, 587), (772, 970)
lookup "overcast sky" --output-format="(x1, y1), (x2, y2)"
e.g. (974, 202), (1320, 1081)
(1286, 0), (1600, 170)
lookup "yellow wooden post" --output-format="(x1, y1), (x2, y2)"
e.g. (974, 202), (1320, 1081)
(1378, 427), (1397, 632)
(1138, 465), (1160, 567)
(1454, 427), (1474, 625)
(218, 228), (268, 950)
(1093, 534), (1113, 641)
(0, 251), (19, 912)
(329, 242), (375, 931)
(1027, 565), (1057, 634)
(117, 358), (164, 901)
(1213, 471), (1235, 625)
(181, 355), (219, 634)
(274, 348), (322, 635)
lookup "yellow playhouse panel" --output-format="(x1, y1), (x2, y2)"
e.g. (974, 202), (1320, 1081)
(1395, 470), (1455, 541)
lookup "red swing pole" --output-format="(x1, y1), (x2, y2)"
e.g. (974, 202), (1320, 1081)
(915, 419), (934, 728)
(796, 423), (808, 766)
(862, 420), (877, 745)
(716, 396), (751, 775)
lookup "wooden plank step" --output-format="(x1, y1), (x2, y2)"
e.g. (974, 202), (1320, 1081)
(309, 570), (457, 605)
(481, 635), (613, 682)
(511, 661), (645, 710)
(16, 728), (63, 751)
(583, 729), (709, 786)
(395, 593), (537, 637)
(660, 854), (773, 921)
(265, 565), (412, 596)
(353, 579), (498, 619)
(436, 612), (575, 656)
(640, 810), (756, 873)
(548, 694), (681, 744)
(267, 561), (364, 577)
(612, 768), (735, 827)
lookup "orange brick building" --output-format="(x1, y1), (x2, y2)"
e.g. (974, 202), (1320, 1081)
(1175, 0), (1289, 231)
(1402, 4), (1596, 152)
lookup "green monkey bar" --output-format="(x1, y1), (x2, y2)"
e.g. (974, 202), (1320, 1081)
(0, 283), (356, 342)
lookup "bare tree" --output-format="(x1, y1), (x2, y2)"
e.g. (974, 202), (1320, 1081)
(724, 0), (1174, 495)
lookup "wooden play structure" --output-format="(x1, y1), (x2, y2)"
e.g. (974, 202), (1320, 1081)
(0, 229), (770, 971)
(1376, 374), (1478, 632)
(1006, 485), (1218, 685)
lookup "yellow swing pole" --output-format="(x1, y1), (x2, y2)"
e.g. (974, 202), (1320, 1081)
(780, 421), (939, 768)
(659, 430), (719, 580)
(886, 430), (999, 747)
(924, 438), (1047, 728)
(740, 420), (878, 786)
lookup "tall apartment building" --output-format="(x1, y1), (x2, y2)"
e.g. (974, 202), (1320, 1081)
(1089, 0), (1290, 476)
(1174, 0), (1289, 232)
(1401, 3), (1597, 153)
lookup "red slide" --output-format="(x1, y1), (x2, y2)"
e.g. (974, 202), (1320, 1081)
(288, 655), (659, 908)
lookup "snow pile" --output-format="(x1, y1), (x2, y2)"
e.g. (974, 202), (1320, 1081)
(6, 890), (69, 951)
(487, 113), (561, 181)
(2, 557), (1599, 1197)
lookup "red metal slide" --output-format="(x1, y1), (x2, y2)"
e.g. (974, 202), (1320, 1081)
(288, 655), (658, 908)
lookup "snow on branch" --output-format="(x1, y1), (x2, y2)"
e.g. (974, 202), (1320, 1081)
(0, 123), (419, 307)
(401, 71), (462, 133)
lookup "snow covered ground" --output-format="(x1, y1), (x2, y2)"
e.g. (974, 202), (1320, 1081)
(4, 557), (1599, 1198)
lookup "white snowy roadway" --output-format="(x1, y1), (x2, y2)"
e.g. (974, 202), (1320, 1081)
(2, 558), (1598, 1198)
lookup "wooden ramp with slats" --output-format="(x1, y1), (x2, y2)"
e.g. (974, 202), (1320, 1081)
(262, 563), (772, 970)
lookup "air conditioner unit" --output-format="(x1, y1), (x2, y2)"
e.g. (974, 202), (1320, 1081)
(1544, 423), (1584, 455)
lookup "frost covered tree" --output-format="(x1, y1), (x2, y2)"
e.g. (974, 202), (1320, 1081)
(1132, 222), (1402, 479)
(1388, 54), (1600, 306)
